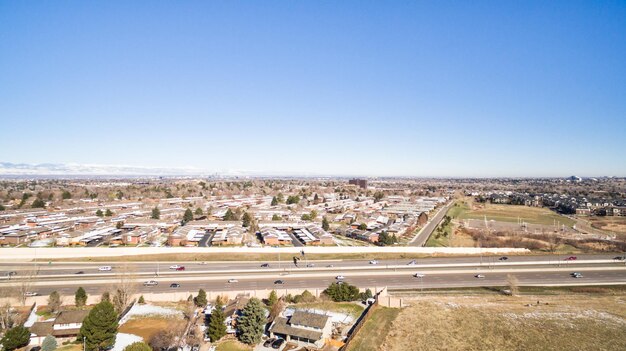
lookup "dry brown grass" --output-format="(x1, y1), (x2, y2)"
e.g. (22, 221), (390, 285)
(380, 293), (626, 351)
(588, 216), (626, 235)
(119, 317), (180, 341)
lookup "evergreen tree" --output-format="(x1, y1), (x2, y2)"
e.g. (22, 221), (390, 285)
(105, 209), (113, 217)
(323, 282), (360, 302)
(75, 287), (88, 308)
(100, 292), (110, 303)
(48, 291), (62, 313)
(207, 301), (226, 342)
(276, 193), (284, 203)
(182, 208), (193, 224)
(194, 289), (207, 307)
(138, 296), (145, 304)
(223, 209), (235, 221)
(62, 191), (72, 200)
(31, 198), (46, 208)
(151, 207), (160, 219)
(123, 342), (151, 351)
(236, 298), (266, 344)
(270, 196), (278, 206)
(41, 335), (57, 351)
(309, 210), (318, 220)
(322, 217), (330, 231)
(194, 208), (203, 216)
(267, 290), (278, 308)
(95, 209), (103, 217)
(78, 300), (118, 351)
(0, 326), (30, 351)
(242, 212), (252, 227)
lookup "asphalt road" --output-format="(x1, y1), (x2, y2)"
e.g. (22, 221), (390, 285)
(24, 268), (626, 296)
(409, 201), (455, 246)
(2, 254), (624, 277)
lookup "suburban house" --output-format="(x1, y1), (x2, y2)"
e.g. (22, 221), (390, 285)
(260, 228), (293, 246)
(29, 309), (90, 345)
(269, 310), (332, 348)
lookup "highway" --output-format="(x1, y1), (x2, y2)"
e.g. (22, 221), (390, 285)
(409, 201), (455, 246)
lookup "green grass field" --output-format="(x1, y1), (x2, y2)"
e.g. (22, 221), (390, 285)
(457, 202), (576, 227)
(294, 301), (365, 318)
(346, 306), (400, 351)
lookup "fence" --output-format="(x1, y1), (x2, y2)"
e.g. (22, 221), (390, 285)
(339, 293), (381, 351)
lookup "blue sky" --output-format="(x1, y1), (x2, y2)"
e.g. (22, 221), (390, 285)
(1, 1), (625, 177)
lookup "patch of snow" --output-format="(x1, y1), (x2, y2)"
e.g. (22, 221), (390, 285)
(120, 304), (184, 325)
(112, 333), (143, 351)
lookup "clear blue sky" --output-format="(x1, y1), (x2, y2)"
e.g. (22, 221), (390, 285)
(1, 1), (625, 177)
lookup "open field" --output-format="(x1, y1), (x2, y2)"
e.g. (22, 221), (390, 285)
(346, 306), (400, 351)
(588, 216), (626, 235)
(378, 288), (626, 351)
(119, 317), (181, 341)
(457, 201), (576, 227)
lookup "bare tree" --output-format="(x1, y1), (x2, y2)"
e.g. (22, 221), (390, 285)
(17, 266), (39, 306)
(112, 263), (138, 314)
(0, 286), (18, 331)
(507, 274), (519, 296)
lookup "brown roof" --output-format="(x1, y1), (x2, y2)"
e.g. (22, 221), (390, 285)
(289, 311), (330, 329)
(55, 310), (90, 324)
(224, 295), (250, 317)
(29, 321), (53, 336)
(52, 328), (81, 337)
(270, 316), (322, 341)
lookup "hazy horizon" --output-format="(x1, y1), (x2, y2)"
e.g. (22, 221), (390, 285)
(1, 1), (625, 177)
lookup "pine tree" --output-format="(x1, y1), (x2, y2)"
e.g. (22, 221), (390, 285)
(105, 209), (113, 217)
(194, 289), (207, 307)
(138, 296), (145, 304)
(123, 342), (151, 351)
(322, 217), (330, 231)
(271, 196), (278, 206)
(48, 291), (62, 313)
(183, 208), (193, 224)
(100, 292), (110, 303)
(0, 326), (30, 351)
(267, 290), (278, 308)
(236, 298), (266, 344)
(75, 287), (88, 308)
(78, 300), (118, 351)
(242, 212), (252, 227)
(151, 207), (160, 219)
(95, 209), (103, 217)
(223, 209), (235, 221)
(41, 335), (57, 351)
(207, 301), (226, 342)
(194, 208), (203, 216)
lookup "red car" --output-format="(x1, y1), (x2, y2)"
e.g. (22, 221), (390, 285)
(565, 256), (577, 261)
(175, 266), (186, 271)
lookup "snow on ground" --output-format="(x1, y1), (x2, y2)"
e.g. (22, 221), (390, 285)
(112, 333), (143, 351)
(120, 303), (184, 325)
(284, 307), (354, 324)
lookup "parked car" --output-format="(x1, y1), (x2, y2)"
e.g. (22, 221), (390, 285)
(498, 256), (509, 261)
(98, 266), (112, 271)
(369, 260), (378, 265)
(271, 339), (285, 349)
(474, 274), (485, 279)
(336, 275), (345, 280)
(274, 280), (285, 285)
(263, 339), (276, 347)
(565, 256), (577, 261)
(170, 283), (181, 288)
(175, 266), (186, 271)
(143, 280), (158, 286)
(261, 263), (270, 268)
(413, 273), (425, 278)
(24, 292), (38, 297)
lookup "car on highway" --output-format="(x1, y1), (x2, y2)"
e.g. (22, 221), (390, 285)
(613, 256), (625, 261)
(274, 280), (285, 285)
(170, 283), (181, 288)
(326, 264), (334, 268)
(169, 265), (183, 270)
(98, 266), (112, 271)
(24, 292), (38, 297)
(565, 256), (577, 261)
(306, 263), (315, 267)
(474, 274), (485, 279)
(271, 339), (285, 349)
(75, 271), (84, 274)
(498, 256), (509, 261)
(369, 260), (378, 265)
(408, 260), (417, 266)
(143, 280), (158, 286)
(175, 266), (186, 271)
(6, 271), (17, 276)
(261, 263), (270, 268)
(263, 339), (275, 347)
(336, 275), (345, 280)
(413, 273), (425, 278)
(570, 272), (584, 278)
(228, 279), (239, 283)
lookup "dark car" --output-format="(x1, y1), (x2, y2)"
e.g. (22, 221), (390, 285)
(175, 266), (186, 271)
(75, 271), (85, 274)
(170, 283), (181, 288)
(261, 263), (270, 268)
(263, 338), (276, 347)
(274, 280), (285, 285)
(30, 346), (41, 351)
(613, 256), (625, 261)
(498, 256), (508, 261)
(271, 339), (285, 349)
(565, 256), (577, 261)
(6, 271), (17, 276)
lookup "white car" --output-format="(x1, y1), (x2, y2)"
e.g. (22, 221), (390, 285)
(369, 260), (378, 265)
(143, 280), (158, 286)
(228, 279), (239, 283)
(474, 274), (485, 279)
(98, 266), (112, 271)
(24, 292), (38, 297)
(336, 275), (345, 280)
(413, 273), (425, 278)
(169, 265), (181, 270)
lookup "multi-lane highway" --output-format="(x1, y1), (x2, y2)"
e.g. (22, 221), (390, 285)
(1, 254), (624, 297)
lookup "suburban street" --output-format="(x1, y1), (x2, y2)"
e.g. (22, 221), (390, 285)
(409, 201), (455, 246)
